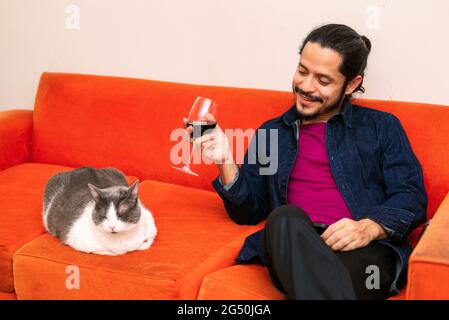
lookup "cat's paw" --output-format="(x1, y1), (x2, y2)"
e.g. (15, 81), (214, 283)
(93, 250), (118, 256)
(138, 238), (153, 251)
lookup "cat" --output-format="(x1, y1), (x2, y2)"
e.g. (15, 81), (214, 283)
(42, 166), (157, 255)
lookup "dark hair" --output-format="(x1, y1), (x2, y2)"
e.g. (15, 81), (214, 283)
(299, 24), (371, 95)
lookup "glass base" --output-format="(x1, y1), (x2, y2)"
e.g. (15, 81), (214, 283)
(172, 165), (199, 177)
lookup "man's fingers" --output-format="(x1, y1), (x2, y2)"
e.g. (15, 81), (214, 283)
(321, 220), (347, 241)
(340, 240), (364, 252)
(193, 133), (215, 145)
(324, 228), (350, 248)
(184, 117), (193, 135)
(330, 233), (353, 251)
(201, 140), (215, 150)
(213, 122), (224, 132)
(184, 126), (193, 141)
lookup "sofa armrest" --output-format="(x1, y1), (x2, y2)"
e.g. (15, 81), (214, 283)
(0, 110), (33, 171)
(407, 191), (449, 299)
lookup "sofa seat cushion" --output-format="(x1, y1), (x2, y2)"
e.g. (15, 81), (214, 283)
(13, 179), (261, 299)
(0, 163), (138, 293)
(197, 264), (407, 300)
(0, 291), (17, 300)
(198, 264), (285, 300)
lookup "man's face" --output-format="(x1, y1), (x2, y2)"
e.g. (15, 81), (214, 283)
(292, 42), (348, 121)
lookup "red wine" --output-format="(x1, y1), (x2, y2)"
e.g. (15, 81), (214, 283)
(187, 121), (217, 139)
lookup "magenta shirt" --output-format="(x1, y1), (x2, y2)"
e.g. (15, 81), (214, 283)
(287, 122), (353, 225)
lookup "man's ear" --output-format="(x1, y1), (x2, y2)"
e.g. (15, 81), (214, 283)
(345, 75), (363, 95)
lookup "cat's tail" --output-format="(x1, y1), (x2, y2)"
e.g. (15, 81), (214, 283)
(42, 172), (67, 232)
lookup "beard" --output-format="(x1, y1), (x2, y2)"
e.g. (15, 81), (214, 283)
(292, 81), (348, 121)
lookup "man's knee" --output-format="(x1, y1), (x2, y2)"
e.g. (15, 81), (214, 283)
(265, 205), (311, 232)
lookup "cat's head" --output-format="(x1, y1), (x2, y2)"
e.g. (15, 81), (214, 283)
(87, 180), (141, 234)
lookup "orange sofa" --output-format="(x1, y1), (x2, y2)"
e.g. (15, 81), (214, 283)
(1, 72), (448, 300)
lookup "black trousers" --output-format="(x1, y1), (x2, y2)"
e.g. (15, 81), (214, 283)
(261, 205), (397, 300)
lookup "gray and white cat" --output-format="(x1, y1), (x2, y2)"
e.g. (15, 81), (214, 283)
(42, 166), (157, 255)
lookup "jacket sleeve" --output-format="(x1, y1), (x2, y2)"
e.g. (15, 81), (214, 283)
(367, 114), (427, 242)
(212, 127), (270, 225)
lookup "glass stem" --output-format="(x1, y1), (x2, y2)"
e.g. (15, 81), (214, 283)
(185, 141), (196, 169)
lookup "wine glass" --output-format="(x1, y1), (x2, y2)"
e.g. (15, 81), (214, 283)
(172, 96), (218, 176)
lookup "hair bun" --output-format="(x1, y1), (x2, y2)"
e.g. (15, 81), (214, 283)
(361, 35), (372, 52)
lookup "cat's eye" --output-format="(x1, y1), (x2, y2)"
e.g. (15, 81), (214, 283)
(119, 199), (134, 207)
(118, 199), (137, 214)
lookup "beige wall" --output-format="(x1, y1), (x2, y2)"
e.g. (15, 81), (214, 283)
(1, 0), (448, 111)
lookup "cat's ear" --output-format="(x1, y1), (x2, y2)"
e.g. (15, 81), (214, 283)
(88, 183), (103, 201)
(128, 180), (140, 201)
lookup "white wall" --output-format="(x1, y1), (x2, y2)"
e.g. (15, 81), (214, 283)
(1, 0), (448, 111)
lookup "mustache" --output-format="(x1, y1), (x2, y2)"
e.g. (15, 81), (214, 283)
(293, 86), (324, 103)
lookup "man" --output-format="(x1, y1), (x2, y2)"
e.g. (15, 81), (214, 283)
(188, 24), (427, 299)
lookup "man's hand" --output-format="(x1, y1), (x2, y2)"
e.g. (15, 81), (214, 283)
(321, 218), (388, 251)
(183, 114), (238, 185)
(185, 120), (232, 165)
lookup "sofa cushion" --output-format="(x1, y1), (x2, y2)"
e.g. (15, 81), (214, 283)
(0, 291), (16, 300)
(406, 192), (449, 299)
(0, 110), (33, 171)
(0, 163), (138, 292)
(13, 179), (261, 299)
(197, 264), (407, 300)
(198, 264), (285, 300)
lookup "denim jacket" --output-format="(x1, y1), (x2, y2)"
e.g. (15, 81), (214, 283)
(212, 99), (427, 294)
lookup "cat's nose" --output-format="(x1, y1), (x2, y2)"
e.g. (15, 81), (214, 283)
(110, 226), (117, 233)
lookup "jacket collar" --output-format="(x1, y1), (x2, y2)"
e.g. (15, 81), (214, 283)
(282, 98), (353, 128)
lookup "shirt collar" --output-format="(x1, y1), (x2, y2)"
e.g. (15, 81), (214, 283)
(282, 98), (353, 128)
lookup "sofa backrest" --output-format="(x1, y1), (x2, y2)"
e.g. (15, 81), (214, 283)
(31, 72), (449, 219)
(31, 72), (292, 190)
